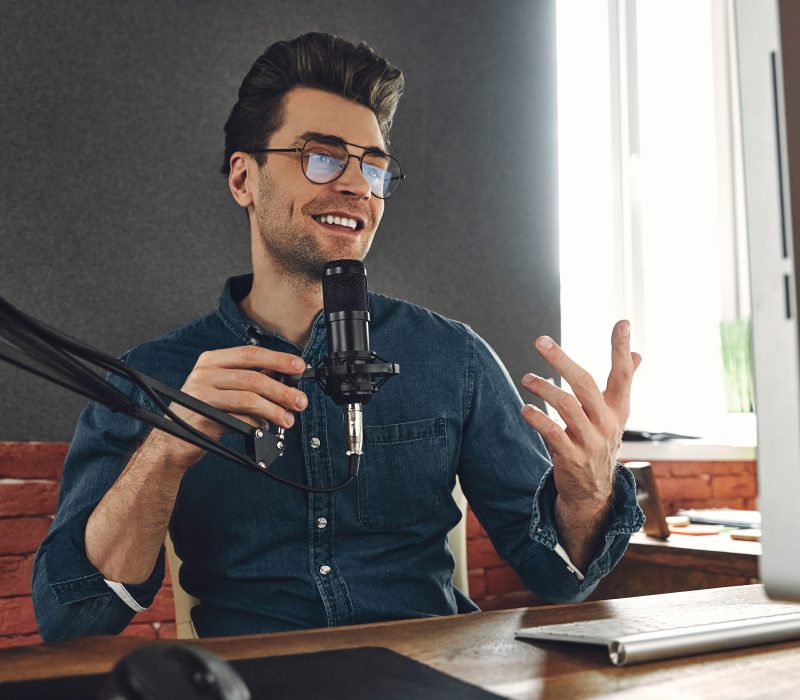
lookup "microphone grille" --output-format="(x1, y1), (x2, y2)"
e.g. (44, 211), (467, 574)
(323, 259), (369, 313)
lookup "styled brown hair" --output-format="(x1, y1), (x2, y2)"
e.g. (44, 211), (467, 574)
(221, 32), (405, 175)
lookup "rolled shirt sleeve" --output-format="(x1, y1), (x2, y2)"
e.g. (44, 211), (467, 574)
(457, 328), (644, 603)
(528, 463), (644, 601)
(32, 361), (166, 641)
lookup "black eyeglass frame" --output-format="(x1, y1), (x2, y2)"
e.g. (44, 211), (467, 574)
(248, 136), (405, 199)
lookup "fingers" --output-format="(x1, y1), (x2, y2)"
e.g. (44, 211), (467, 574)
(196, 345), (306, 375)
(533, 335), (607, 422)
(203, 368), (308, 411)
(180, 346), (309, 433)
(525, 322), (642, 444)
(604, 320), (641, 419)
(521, 373), (595, 445)
(520, 403), (576, 461)
(194, 387), (299, 429)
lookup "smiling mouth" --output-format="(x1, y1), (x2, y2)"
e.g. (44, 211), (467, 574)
(312, 214), (363, 232)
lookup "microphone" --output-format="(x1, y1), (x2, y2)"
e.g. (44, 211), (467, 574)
(322, 259), (375, 457)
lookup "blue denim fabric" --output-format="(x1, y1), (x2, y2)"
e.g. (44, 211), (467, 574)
(32, 274), (644, 640)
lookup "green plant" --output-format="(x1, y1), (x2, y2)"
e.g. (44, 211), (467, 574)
(719, 318), (754, 413)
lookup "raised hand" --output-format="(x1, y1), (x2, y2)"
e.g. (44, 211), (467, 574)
(520, 320), (642, 569)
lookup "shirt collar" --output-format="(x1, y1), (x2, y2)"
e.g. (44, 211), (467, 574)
(216, 274), (262, 344)
(216, 273), (326, 351)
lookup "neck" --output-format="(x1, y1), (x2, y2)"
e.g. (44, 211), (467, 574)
(240, 250), (322, 351)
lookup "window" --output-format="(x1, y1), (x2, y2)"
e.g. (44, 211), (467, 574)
(556, 0), (752, 437)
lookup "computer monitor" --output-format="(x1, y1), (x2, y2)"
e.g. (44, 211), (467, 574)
(735, 0), (800, 602)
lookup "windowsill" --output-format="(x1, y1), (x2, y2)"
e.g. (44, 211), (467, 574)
(619, 440), (756, 462)
(619, 413), (757, 462)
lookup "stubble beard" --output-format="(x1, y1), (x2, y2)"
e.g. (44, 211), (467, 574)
(255, 173), (372, 293)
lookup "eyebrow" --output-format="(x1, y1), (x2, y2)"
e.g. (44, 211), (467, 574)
(293, 131), (388, 155)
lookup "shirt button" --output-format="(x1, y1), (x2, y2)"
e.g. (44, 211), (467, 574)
(319, 564), (331, 576)
(316, 517), (328, 529)
(310, 437), (321, 449)
(248, 337), (259, 345)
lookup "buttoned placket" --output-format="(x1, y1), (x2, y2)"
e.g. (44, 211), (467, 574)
(246, 311), (354, 625)
(301, 316), (354, 627)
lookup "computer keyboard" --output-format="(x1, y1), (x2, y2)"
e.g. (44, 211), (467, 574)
(516, 600), (800, 666)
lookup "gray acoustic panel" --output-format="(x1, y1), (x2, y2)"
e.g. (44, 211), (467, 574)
(0, 0), (558, 440)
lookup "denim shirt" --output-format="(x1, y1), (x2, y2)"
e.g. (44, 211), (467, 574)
(32, 274), (643, 641)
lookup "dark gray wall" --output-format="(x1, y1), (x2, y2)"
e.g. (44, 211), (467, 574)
(0, 0), (559, 441)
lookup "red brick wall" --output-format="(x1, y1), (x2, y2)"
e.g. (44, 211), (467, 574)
(466, 459), (758, 611)
(647, 460), (757, 514)
(0, 442), (177, 650)
(466, 508), (543, 611)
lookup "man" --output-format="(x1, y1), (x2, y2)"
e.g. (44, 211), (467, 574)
(33, 32), (643, 640)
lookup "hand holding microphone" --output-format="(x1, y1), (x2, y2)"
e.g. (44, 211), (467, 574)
(158, 346), (308, 469)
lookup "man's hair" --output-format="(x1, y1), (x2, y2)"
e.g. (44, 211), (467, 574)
(221, 32), (404, 175)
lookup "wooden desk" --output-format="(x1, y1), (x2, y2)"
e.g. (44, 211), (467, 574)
(591, 531), (761, 600)
(2, 585), (799, 698)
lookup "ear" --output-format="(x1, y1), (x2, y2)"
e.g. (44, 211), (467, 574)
(228, 152), (256, 208)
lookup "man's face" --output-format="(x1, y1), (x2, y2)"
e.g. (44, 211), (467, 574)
(251, 87), (387, 284)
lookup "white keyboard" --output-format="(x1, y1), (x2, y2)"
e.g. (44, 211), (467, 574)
(516, 600), (800, 666)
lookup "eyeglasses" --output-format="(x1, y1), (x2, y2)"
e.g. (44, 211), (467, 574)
(248, 136), (405, 199)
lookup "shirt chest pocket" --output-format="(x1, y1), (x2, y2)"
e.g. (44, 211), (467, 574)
(357, 417), (448, 531)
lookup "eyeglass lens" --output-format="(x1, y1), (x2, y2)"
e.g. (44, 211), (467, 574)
(301, 138), (402, 199)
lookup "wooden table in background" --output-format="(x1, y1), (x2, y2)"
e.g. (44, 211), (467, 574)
(1, 585), (798, 699)
(590, 531), (761, 600)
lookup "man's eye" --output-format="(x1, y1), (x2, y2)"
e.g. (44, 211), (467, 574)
(363, 164), (385, 180)
(310, 152), (334, 164)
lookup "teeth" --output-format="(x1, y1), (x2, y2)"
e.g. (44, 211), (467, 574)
(314, 215), (359, 230)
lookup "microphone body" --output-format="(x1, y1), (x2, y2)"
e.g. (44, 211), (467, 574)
(322, 260), (374, 456)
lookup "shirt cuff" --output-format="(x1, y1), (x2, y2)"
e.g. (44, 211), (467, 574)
(103, 579), (149, 613)
(529, 463), (644, 586)
(552, 542), (586, 581)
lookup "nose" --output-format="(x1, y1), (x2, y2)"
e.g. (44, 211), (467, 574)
(332, 155), (372, 199)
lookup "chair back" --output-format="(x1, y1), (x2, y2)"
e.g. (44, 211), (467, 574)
(449, 478), (469, 595)
(164, 532), (199, 639)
